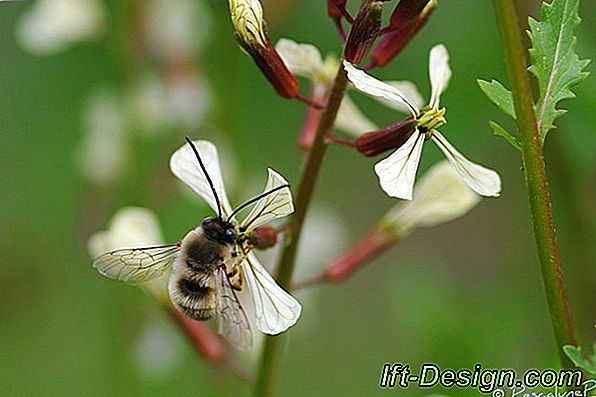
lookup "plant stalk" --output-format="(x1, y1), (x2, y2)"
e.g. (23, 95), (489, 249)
(253, 65), (349, 397)
(492, 0), (577, 367)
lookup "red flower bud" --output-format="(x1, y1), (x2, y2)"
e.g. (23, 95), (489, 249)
(229, 0), (299, 98)
(238, 36), (300, 99)
(389, 0), (431, 29)
(355, 117), (416, 157)
(344, 1), (383, 64)
(249, 225), (279, 250)
(371, 0), (436, 67)
(327, 0), (348, 19)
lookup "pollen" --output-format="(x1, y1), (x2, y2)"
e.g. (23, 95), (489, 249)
(416, 106), (447, 134)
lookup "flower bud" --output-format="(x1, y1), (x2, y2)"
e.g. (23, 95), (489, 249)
(355, 117), (416, 156)
(228, 0), (299, 98)
(389, 0), (431, 29)
(250, 225), (279, 250)
(370, 0), (436, 67)
(327, 0), (348, 20)
(344, 1), (384, 64)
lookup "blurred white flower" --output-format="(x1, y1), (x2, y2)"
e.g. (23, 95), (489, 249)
(345, 44), (502, 200)
(380, 160), (481, 238)
(325, 161), (481, 282)
(88, 206), (168, 299)
(87, 207), (164, 257)
(133, 318), (183, 382)
(143, 0), (212, 61)
(275, 38), (379, 137)
(166, 73), (212, 129)
(127, 74), (171, 136)
(16, 0), (105, 55)
(294, 205), (349, 281)
(127, 73), (212, 135)
(77, 89), (128, 186)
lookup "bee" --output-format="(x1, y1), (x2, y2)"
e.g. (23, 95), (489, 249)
(92, 138), (302, 349)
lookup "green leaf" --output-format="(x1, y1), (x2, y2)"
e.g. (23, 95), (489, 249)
(477, 79), (516, 119)
(528, 0), (590, 140)
(489, 120), (521, 151)
(563, 344), (596, 375)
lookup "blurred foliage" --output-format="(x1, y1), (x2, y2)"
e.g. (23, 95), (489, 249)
(0, 1), (594, 396)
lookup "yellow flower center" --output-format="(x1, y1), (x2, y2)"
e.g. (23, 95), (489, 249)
(416, 106), (446, 138)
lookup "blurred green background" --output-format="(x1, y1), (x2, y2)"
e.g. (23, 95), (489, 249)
(1, 0), (594, 396)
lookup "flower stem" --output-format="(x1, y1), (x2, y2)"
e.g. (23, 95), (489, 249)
(492, 0), (577, 367)
(253, 64), (349, 397)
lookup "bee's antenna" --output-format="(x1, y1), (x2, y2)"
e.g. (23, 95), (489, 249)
(184, 136), (223, 219)
(227, 184), (289, 221)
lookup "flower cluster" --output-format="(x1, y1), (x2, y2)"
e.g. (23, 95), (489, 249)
(78, 1), (505, 386)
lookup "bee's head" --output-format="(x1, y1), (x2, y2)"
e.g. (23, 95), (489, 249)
(201, 217), (237, 245)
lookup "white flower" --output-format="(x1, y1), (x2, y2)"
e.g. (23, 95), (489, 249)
(77, 89), (128, 186)
(16, 0), (105, 55)
(88, 207), (168, 299)
(126, 72), (212, 137)
(344, 44), (502, 200)
(88, 207), (164, 257)
(276, 38), (379, 136)
(143, 0), (212, 60)
(133, 318), (183, 381)
(380, 161), (481, 237)
(165, 74), (212, 129)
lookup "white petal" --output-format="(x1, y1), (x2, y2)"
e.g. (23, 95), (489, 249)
(242, 253), (302, 334)
(428, 44), (452, 109)
(382, 161), (481, 235)
(374, 131), (425, 200)
(170, 140), (233, 216)
(275, 38), (324, 82)
(431, 131), (501, 197)
(373, 80), (425, 113)
(239, 168), (294, 230)
(335, 95), (379, 137)
(343, 61), (420, 117)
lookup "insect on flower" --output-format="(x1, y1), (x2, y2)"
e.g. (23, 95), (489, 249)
(92, 138), (302, 349)
(344, 44), (502, 200)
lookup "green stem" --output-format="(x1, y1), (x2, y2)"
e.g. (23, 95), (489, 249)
(492, 0), (577, 367)
(254, 66), (349, 397)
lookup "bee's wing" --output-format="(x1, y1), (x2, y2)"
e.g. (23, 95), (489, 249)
(240, 168), (294, 230)
(170, 139), (234, 217)
(214, 266), (252, 350)
(242, 252), (302, 335)
(93, 244), (180, 284)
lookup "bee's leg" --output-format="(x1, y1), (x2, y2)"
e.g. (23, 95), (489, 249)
(227, 265), (244, 291)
